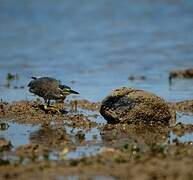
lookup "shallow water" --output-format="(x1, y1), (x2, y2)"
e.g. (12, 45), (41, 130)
(0, 0), (193, 102)
(168, 113), (193, 143)
(0, 118), (102, 160)
(0, 0), (193, 160)
(0, 121), (39, 148)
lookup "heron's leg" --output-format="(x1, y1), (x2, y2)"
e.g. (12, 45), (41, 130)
(43, 100), (60, 114)
(47, 100), (50, 106)
(44, 99), (48, 104)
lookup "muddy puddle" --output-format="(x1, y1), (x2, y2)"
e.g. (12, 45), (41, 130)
(0, 121), (39, 148)
(170, 112), (193, 142)
(0, 105), (104, 162)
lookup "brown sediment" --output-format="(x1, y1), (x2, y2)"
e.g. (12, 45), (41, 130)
(0, 101), (53, 125)
(0, 141), (193, 180)
(0, 101), (97, 128)
(172, 122), (193, 136)
(16, 144), (49, 160)
(70, 99), (101, 111)
(170, 100), (193, 114)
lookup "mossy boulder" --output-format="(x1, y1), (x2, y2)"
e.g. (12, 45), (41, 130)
(100, 87), (175, 125)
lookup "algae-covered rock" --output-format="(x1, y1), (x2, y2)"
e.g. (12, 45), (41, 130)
(100, 87), (174, 124)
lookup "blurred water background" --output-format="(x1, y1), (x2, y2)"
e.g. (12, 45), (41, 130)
(0, 0), (193, 102)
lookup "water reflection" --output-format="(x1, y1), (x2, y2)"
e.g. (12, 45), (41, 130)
(29, 125), (68, 148)
(101, 123), (170, 146)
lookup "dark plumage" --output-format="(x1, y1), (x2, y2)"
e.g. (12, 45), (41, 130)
(28, 77), (79, 105)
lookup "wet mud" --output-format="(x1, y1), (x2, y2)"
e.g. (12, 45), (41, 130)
(0, 99), (193, 180)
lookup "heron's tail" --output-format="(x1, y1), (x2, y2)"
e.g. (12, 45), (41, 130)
(62, 88), (79, 95)
(68, 89), (79, 94)
(59, 84), (79, 95)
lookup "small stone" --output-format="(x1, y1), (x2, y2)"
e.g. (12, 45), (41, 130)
(169, 68), (193, 79)
(99, 147), (117, 154)
(75, 131), (85, 142)
(0, 122), (9, 130)
(0, 138), (12, 151)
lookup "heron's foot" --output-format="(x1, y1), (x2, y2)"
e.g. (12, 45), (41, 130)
(43, 105), (61, 114)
